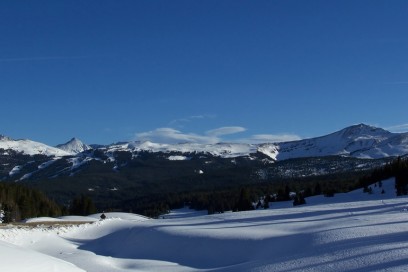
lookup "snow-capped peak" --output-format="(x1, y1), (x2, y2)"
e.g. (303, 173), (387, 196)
(261, 123), (407, 161)
(56, 137), (91, 155)
(337, 123), (391, 140)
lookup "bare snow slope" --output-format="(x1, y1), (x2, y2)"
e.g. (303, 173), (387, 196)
(2, 178), (408, 272)
(0, 136), (71, 157)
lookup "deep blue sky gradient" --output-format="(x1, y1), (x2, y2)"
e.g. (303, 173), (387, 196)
(1, 0), (407, 145)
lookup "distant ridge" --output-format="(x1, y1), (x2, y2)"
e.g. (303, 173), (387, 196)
(1, 124), (408, 160)
(103, 123), (408, 160)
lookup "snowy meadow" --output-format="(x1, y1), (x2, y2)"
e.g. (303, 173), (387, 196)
(1, 178), (408, 272)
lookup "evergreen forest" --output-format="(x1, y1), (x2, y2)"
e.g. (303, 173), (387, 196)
(1, 156), (408, 220)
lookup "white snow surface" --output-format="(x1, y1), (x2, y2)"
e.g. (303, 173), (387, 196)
(0, 240), (85, 272)
(2, 178), (408, 271)
(168, 155), (190, 160)
(0, 137), (71, 157)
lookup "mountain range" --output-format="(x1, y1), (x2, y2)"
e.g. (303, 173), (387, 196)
(1, 123), (408, 160)
(0, 123), (405, 183)
(1, 123), (406, 214)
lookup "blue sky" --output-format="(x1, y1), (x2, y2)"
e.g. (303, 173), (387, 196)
(1, 0), (407, 146)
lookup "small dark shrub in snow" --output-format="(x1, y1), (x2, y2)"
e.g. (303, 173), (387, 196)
(293, 193), (306, 206)
(263, 201), (270, 209)
(324, 189), (335, 197)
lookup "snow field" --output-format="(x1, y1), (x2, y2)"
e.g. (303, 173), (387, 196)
(1, 179), (408, 271)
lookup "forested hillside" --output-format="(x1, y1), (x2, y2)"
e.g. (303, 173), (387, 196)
(2, 154), (407, 219)
(0, 183), (63, 222)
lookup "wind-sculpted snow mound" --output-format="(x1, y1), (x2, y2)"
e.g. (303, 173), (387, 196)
(87, 212), (151, 221)
(23, 212), (149, 223)
(0, 240), (85, 272)
(79, 221), (271, 269)
(77, 195), (408, 271)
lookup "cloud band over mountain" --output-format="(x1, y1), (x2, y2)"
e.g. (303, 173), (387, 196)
(135, 126), (300, 144)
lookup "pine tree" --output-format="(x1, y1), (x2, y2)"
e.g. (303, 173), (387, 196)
(293, 192), (306, 206)
(69, 195), (96, 215)
(0, 183), (62, 222)
(236, 188), (253, 211)
(314, 182), (322, 195)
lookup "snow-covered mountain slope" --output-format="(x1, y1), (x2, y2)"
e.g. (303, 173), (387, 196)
(103, 124), (408, 160)
(56, 137), (91, 155)
(0, 135), (71, 157)
(124, 141), (258, 158)
(269, 124), (408, 160)
(1, 124), (407, 161)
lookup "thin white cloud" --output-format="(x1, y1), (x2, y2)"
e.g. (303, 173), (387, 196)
(191, 115), (215, 119)
(135, 126), (246, 144)
(386, 124), (408, 133)
(135, 128), (219, 144)
(206, 126), (246, 137)
(248, 134), (302, 143)
(135, 126), (301, 144)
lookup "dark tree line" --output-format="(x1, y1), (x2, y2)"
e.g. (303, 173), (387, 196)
(394, 157), (408, 195)
(69, 194), (97, 216)
(0, 182), (100, 222)
(122, 172), (364, 217)
(3, 156), (407, 220)
(358, 156), (408, 196)
(157, 158), (408, 216)
(0, 182), (62, 222)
